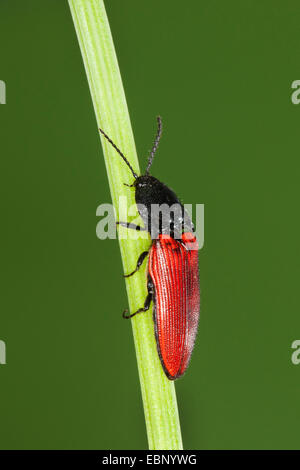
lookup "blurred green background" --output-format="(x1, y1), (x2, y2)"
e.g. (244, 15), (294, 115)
(0, 0), (300, 450)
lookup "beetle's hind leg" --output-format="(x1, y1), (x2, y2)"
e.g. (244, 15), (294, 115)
(123, 292), (152, 319)
(123, 277), (154, 319)
(124, 251), (149, 278)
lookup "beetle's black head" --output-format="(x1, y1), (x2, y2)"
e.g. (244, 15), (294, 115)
(134, 175), (192, 238)
(134, 175), (180, 207)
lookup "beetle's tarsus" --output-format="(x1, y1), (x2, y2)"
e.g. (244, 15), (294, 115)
(116, 221), (146, 231)
(122, 292), (152, 319)
(124, 251), (149, 278)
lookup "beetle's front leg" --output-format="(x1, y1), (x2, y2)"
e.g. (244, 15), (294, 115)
(116, 221), (146, 231)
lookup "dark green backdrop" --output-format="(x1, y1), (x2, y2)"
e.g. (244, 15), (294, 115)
(0, 0), (299, 450)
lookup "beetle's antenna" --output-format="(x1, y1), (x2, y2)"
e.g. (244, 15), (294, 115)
(99, 128), (138, 179)
(146, 116), (162, 174)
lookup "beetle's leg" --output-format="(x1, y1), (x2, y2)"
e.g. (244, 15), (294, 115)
(124, 251), (149, 278)
(147, 276), (154, 295)
(116, 221), (146, 231)
(123, 292), (152, 319)
(123, 276), (154, 319)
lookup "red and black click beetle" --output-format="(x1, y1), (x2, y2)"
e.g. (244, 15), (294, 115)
(99, 117), (200, 380)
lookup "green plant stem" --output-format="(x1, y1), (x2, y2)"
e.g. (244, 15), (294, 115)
(68, 0), (182, 450)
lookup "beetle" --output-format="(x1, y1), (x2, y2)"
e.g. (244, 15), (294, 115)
(99, 117), (200, 380)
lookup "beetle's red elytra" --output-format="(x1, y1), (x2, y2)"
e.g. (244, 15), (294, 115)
(99, 117), (200, 380)
(149, 233), (199, 379)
